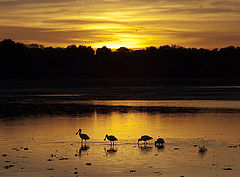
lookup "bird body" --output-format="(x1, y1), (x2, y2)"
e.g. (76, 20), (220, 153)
(104, 134), (118, 145)
(198, 146), (207, 153)
(155, 138), (165, 146)
(80, 133), (90, 140)
(76, 129), (90, 144)
(138, 135), (153, 144)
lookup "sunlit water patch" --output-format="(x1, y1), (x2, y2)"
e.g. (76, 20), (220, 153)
(1, 108), (240, 177)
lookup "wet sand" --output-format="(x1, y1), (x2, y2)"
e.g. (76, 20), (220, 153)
(1, 140), (240, 177)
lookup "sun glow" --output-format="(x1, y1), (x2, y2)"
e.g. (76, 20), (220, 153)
(1, 0), (239, 48)
(106, 44), (126, 49)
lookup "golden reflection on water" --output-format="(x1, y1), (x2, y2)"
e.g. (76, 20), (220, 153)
(1, 108), (240, 176)
(38, 100), (240, 109)
(91, 100), (240, 109)
(1, 111), (240, 142)
(83, 111), (240, 141)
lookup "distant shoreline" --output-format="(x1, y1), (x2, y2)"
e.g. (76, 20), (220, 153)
(0, 78), (240, 88)
(1, 39), (240, 79)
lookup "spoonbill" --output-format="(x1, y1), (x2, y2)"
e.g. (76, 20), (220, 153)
(138, 135), (153, 144)
(104, 134), (118, 146)
(155, 138), (165, 146)
(76, 129), (90, 144)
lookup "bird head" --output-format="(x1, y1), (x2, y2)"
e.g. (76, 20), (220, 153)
(137, 138), (142, 144)
(76, 129), (81, 135)
(104, 134), (108, 141)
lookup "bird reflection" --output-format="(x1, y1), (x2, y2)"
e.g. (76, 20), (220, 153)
(198, 146), (207, 160)
(155, 144), (165, 150)
(78, 144), (90, 156)
(104, 146), (117, 156)
(138, 144), (153, 152)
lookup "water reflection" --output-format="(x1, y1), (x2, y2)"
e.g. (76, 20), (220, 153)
(3, 100), (240, 119)
(138, 144), (153, 152)
(1, 100), (240, 177)
(155, 144), (165, 151)
(78, 144), (90, 156)
(104, 146), (118, 156)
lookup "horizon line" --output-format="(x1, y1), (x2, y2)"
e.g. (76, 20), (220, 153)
(1, 38), (239, 50)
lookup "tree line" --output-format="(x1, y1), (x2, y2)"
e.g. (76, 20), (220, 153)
(1, 39), (240, 79)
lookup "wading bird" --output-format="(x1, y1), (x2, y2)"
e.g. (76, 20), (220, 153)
(104, 134), (118, 146)
(76, 129), (90, 144)
(155, 138), (165, 146)
(138, 135), (153, 145)
(198, 146), (207, 153)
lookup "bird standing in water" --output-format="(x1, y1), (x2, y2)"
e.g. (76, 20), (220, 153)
(76, 129), (90, 144)
(104, 134), (118, 146)
(155, 138), (165, 146)
(138, 135), (153, 145)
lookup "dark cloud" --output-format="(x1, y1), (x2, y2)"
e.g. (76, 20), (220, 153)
(163, 7), (239, 14)
(173, 30), (240, 42)
(210, 0), (240, 7)
(0, 25), (115, 46)
(0, 0), (74, 6)
(157, 29), (240, 48)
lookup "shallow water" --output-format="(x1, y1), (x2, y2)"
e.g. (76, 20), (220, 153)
(1, 87), (240, 176)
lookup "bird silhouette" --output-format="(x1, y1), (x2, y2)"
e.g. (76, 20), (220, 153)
(155, 138), (165, 146)
(138, 135), (153, 145)
(76, 129), (90, 144)
(198, 145), (207, 153)
(104, 134), (118, 146)
(198, 138), (207, 154)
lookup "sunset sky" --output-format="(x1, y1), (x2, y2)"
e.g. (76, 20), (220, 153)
(0, 0), (240, 48)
